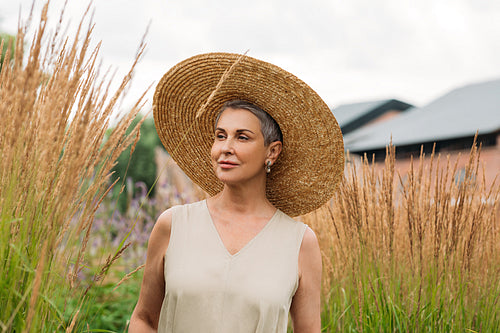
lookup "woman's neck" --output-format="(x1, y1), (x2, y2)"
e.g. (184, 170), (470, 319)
(209, 182), (275, 217)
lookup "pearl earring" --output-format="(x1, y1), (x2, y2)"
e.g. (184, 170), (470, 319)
(266, 161), (272, 174)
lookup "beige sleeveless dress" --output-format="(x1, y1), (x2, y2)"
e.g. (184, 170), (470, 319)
(157, 200), (307, 333)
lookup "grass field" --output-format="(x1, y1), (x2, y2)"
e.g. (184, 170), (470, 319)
(304, 144), (500, 332)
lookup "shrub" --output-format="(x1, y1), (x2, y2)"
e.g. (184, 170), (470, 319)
(111, 115), (163, 212)
(63, 272), (143, 333)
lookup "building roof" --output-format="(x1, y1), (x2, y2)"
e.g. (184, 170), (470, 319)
(333, 99), (413, 135)
(344, 78), (500, 153)
(334, 100), (390, 126)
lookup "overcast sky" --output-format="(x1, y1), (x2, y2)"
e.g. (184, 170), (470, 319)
(2, 0), (500, 112)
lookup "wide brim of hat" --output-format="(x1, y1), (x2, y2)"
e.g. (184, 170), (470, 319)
(153, 52), (344, 217)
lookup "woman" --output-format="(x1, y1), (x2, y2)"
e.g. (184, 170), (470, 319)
(130, 53), (344, 332)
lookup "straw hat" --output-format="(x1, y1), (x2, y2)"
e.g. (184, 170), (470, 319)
(153, 52), (344, 217)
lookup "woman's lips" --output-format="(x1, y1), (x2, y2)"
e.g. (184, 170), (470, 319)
(219, 160), (238, 169)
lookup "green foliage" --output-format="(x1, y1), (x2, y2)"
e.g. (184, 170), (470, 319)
(321, 262), (500, 332)
(62, 274), (142, 333)
(111, 115), (163, 212)
(0, 33), (15, 71)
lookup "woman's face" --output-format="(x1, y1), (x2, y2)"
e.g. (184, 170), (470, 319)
(210, 108), (271, 186)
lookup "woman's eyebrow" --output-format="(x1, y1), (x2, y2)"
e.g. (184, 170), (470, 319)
(215, 127), (255, 134)
(236, 129), (255, 134)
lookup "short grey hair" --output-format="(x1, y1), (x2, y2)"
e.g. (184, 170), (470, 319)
(215, 100), (283, 146)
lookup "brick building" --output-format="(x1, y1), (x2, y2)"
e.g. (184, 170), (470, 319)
(335, 79), (500, 187)
(335, 99), (413, 135)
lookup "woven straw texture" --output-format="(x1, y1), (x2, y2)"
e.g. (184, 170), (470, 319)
(153, 52), (344, 217)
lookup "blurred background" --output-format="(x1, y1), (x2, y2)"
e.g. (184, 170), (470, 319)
(2, 0), (500, 110)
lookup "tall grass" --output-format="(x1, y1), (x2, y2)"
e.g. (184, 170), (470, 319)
(0, 2), (147, 331)
(4, 3), (496, 331)
(305, 142), (500, 332)
(74, 153), (206, 331)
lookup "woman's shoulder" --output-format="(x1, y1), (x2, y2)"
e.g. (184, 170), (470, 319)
(152, 207), (174, 238)
(155, 200), (207, 228)
(269, 210), (309, 248)
(300, 226), (319, 253)
(167, 199), (207, 217)
(275, 211), (319, 249)
(276, 210), (307, 230)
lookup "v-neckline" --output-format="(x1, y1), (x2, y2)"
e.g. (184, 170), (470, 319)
(203, 200), (280, 258)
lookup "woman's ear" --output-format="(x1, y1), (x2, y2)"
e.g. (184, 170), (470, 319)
(267, 141), (283, 163)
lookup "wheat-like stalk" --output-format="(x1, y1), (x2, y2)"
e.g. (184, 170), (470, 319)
(303, 139), (500, 331)
(0, 1), (148, 331)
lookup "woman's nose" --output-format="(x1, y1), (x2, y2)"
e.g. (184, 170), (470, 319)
(221, 138), (234, 154)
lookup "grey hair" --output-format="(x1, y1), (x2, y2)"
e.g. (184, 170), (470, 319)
(214, 100), (283, 146)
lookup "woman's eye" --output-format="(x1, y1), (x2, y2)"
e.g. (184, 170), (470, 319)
(216, 134), (226, 139)
(238, 135), (249, 140)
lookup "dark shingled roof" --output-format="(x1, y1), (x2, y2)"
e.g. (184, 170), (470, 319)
(333, 99), (413, 135)
(344, 78), (500, 153)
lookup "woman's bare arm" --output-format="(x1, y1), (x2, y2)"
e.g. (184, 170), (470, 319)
(290, 226), (322, 333)
(129, 209), (173, 332)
